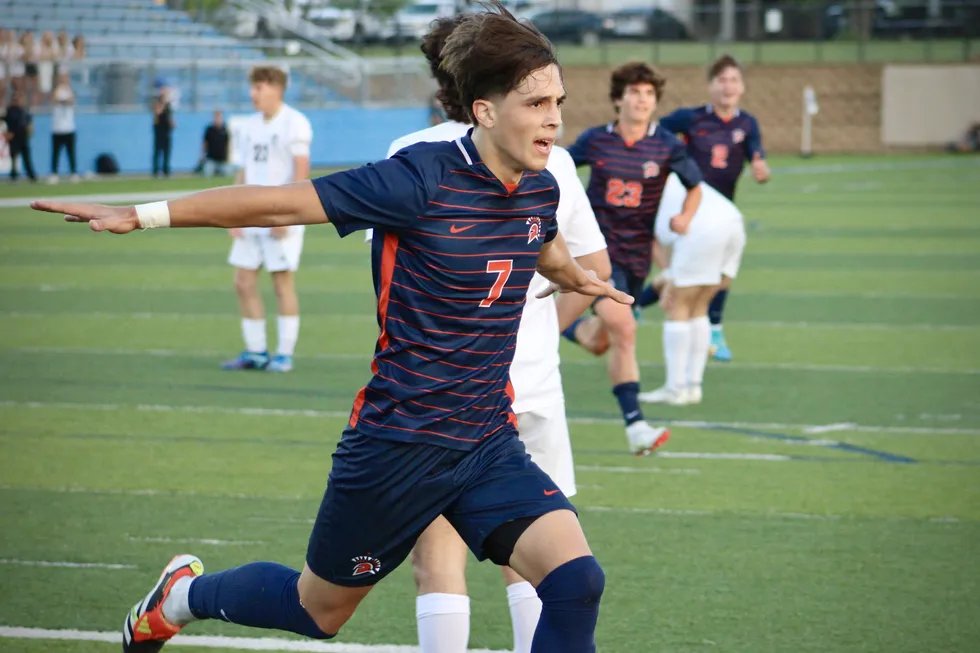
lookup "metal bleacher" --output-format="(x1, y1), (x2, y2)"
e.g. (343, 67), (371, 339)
(2, 0), (350, 111)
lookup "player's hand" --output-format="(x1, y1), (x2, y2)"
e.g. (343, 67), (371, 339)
(752, 155), (770, 183)
(229, 228), (243, 238)
(660, 281), (676, 312)
(536, 269), (634, 305)
(271, 226), (289, 240)
(669, 213), (692, 235)
(30, 200), (138, 234)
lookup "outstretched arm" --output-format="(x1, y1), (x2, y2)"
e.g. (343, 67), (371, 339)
(535, 233), (632, 305)
(30, 181), (328, 234)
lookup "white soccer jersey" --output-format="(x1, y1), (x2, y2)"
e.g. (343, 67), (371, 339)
(380, 121), (606, 413)
(237, 103), (312, 236)
(654, 174), (743, 247)
(239, 103), (312, 186)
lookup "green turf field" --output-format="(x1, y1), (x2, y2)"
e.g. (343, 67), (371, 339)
(1, 153), (979, 652)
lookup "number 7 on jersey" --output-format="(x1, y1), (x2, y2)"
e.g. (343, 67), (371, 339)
(480, 259), (513, 308)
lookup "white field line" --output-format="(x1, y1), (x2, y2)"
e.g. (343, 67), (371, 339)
(0, 626), (505, 653)
(803, 423), (858, 434)
(7, 344), (980, 376)
(125, 535), (266, 546)
(575, 465), (700, 475)
(0, 190), (190, 208)
(2, 399), (978, 436)
(657, 452), (791, 461)
(0, 558), (136, 570)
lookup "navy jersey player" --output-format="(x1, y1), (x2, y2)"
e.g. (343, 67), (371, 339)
(32, 5), (623, 653)
(563, 61), (702, 455)
(641, 54), (770, 361)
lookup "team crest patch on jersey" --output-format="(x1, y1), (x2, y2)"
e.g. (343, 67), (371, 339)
(642, 161), (660, 178)
(351, 555), (381, 577)
(526, 216), (542, 244)
(732, 128), (746, 144)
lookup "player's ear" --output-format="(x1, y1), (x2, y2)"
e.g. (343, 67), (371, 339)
(472, 98), (495, 129)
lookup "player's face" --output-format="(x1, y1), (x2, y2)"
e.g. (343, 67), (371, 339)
(478, 63), (565, 177)
(709, 66), (744, 111)
(616, 83), (657, 124)
(250, 81), (283, 115)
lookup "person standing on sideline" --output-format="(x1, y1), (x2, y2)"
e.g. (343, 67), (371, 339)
(48, 71), (77, 183)
(198, 109), (229, 177)
(31, 6), (621, 652)
(564, 61), (701, 454)
(6, 90), (36, 182)
(637, 54), (769, 361)
(222, 66), (312, 372)
(151, 85), (174, 177)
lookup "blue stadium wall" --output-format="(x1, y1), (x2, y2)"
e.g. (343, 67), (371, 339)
(32, 107), (431, 174)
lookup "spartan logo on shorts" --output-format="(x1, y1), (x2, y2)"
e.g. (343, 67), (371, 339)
(351, 555), (381, 577)
(731, 129), (746, 144)
(642, 160), (660, 178)
(526, 216), (542, 244)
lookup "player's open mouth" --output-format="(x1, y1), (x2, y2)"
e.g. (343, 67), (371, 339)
(533, 138), (553, 155)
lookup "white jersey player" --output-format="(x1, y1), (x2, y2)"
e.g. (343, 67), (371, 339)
(640, 174), (746, 405)
(222, 66), (312, 373)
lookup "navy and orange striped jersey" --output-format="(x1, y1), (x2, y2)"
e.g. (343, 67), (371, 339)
(660, 105), (765, 201)
(567, 122), (701, 279)
(312, 133), (559, 451)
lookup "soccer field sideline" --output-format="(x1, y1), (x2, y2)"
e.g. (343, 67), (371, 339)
(0, 626), (506, 653)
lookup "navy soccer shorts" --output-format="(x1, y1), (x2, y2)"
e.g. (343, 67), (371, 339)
(601, 262), (646, 304)
(305, 427), (575, 587)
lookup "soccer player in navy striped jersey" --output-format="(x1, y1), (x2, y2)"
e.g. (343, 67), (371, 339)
(639, 55), (770, 361)
(33, 5), (622, 653)
(564, 61), (702, 454)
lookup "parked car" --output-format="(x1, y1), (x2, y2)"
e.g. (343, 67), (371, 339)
(307, 5), (396, 43)
(526, 9), (610, 46)
(392, 1), (459, 41)
(604, 7), (690, 41)
(823, 0), (977, 39)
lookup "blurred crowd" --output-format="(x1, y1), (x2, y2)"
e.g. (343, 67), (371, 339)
(0, 28), (86, 108)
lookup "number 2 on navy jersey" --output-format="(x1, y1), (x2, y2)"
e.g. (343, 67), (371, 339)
(480, 260), (513, 308)
(605, 178), (642, 208)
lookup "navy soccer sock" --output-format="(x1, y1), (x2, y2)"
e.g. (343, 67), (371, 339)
(561, 317), (584, 344)
(188, 562), (333, 639)
(709, 289), (729, 326)
(612, 381), (643, 425)
(637, 283), (660, 308)
(531, 556), (605, 653)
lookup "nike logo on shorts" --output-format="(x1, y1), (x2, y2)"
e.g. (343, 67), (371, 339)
(450, 224), (476, 234)
(543, 489), (560, 496)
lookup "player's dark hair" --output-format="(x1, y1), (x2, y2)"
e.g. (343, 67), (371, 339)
(609, 61), (665, 106)
(249, 65), (288, 90)
(420, 15), (468, 124)
(708, 54), (742, 81)
(440, 1), (559, 124)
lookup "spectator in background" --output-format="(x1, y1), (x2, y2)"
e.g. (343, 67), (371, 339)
(152, 86), (174, 177)
(3, 30), (25, 99)
(56, 30), (73, 75)
(197, 109), (229, 176)
(0, 30), (12, 107)
(38, 31), (56, 104)
(71, 34), (87, 84)
(49, 71), (77, 183)
(6, 90), (36, 182)
(20, 31), (38, 106)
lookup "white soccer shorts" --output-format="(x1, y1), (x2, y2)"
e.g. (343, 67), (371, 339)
(516, 402), (576, 498)
(228, 227), (305, 272)
(670, 218), (746, 288)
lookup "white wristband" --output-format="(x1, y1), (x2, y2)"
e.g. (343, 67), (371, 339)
(135, 201), (171, 229)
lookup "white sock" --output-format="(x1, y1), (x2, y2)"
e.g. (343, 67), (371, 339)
(506, 581), (542, 653)
(241, 318), (266, 353)
(416, 593), (470, 653)
(688, 316), (711, 387)
(662, 320), (691, 393)
(161, 576), (197, 626)
(276, 315), (300, 356)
